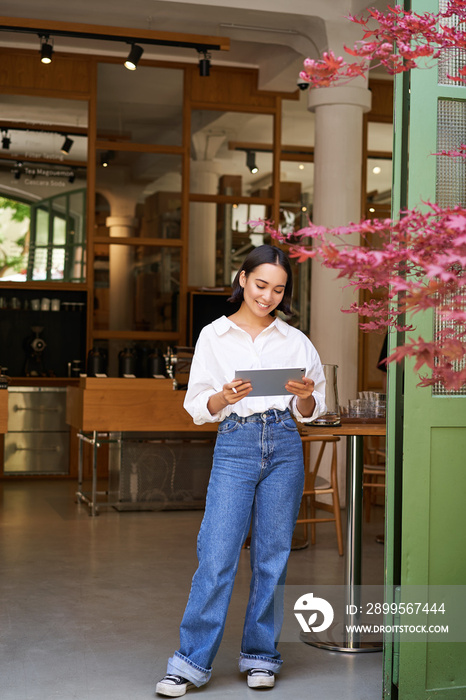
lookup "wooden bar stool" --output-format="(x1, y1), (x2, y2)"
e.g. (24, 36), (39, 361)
(293, 434), (344, 556)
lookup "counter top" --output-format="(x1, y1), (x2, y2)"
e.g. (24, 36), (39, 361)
(66, 378), (214, 433)
(301, 420), (386, 437)
(7, 377), (80, 387)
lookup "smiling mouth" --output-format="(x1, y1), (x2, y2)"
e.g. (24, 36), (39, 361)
(256, 301), (269, 308)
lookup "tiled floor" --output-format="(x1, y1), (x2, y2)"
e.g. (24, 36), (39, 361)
(0, 480), (385, 700)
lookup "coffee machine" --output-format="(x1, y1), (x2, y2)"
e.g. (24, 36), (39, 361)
(24, 326), (47, 377)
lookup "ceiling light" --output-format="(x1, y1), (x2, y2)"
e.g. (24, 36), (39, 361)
(68, 171), (76, 184)
(298, 164), (304, 170)
(199, 51), (211, 77)
(1, 130), (10, 150)
(246, 151), (258, 174)
(372, 166), (382, 174)
(61, 136), (74, 154)
(369, 207), (375, 213)
(40, 35), (53, 64)
(100, 150), (114, 168)
(124, 44), (144, 70)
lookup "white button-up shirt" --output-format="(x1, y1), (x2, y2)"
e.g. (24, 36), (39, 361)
(184, 315), (326, 425)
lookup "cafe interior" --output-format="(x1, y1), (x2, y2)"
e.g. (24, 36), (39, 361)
(0, 1), (396, 699)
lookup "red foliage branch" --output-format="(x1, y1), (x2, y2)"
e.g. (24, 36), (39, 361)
(434, 144), (466, 158)
(289, 1), (466, 389)
(259, 203), (466, 389)
(300, 1), (466, 88)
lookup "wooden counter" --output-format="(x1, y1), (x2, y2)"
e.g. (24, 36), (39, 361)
(66, 377), (215, 433)
(301, 419), (386, 438)
(0, 390), (8, 433)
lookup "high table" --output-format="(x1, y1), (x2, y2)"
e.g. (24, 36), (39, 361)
(299, 419), (386, 652)
(66, 378), (215, 515)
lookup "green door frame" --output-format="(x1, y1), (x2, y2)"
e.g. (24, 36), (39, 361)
(385, 1), (466, 698)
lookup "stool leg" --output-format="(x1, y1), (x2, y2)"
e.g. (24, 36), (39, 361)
(310, 493), (316, 545)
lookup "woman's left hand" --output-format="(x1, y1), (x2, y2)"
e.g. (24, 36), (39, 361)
(286, 375), (315, 399)
(286, 376), (316, 418)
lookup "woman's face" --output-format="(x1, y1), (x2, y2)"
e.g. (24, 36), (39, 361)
(239, 263), (287, 318)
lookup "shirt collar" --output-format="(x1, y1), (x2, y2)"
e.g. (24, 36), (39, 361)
(212, 315), (289, 337)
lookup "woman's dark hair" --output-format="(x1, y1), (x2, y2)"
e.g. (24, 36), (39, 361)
(228, 244), (293, 316)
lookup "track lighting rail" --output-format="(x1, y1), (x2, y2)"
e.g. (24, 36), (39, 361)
(0, 16), (230, 52)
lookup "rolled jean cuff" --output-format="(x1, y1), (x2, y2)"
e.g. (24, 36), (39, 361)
(239, 652), (283, 674)
(167, 651), (211, 687)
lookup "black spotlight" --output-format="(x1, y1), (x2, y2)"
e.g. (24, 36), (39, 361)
(14, 169), (21, 180)
(68, 170), (76, 184)
(198, 51), (211, 77)
(100, 150), (115, 168)
(246, 151), (258, 174)
(124, 44), (144, 71)
(61, 136), (74, 154)
(40, 35), (53, 64)
(1, 130), (10, 150)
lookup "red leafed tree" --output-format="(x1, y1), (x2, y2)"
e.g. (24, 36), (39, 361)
(274, 1), (466, 389)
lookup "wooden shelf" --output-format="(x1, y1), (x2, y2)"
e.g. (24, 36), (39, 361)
(0, 282), (88, 291)
(92, 330), (180, 341)
(93, 237), (182, 247)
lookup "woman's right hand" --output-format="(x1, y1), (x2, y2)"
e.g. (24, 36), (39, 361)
(208, 379), (252, 415)
(222, 379), (252, 405)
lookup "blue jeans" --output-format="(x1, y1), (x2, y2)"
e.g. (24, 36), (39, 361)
(166, 408), (304, 687)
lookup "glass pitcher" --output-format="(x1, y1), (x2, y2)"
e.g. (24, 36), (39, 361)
(312, 364), (341, 426)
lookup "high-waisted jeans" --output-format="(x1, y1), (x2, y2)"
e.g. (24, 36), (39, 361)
(166, 408), (305, 687)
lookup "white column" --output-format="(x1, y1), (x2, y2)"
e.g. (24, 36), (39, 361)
(106, 215), (138, 331)
(189, 161), (219, 287)
(308, 85), (372, 410)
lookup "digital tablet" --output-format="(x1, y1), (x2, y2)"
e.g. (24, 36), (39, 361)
(234, 367), (305, 397)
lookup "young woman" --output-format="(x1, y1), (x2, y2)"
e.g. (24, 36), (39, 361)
(156, 244), (326, 697)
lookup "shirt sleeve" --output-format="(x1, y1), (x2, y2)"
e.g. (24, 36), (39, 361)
(290, 336), (327, 423)
(183, 328), (226, 425)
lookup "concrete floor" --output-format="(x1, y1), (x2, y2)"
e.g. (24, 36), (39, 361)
(0, 480), (385, 700)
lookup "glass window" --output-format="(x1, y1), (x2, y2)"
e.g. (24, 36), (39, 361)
(93, 243), (180, 333)
(0, 197), (31, 281)
(27, 190), (86, 282)
(367, 157), (392, 188)
(95, 150), (182, 239)
(53, 214), (67, 246)
(32, 248), (47, 281)
(36, 209), (49, 246)
(275, 175), (312, 236)
(97, 64), (184, 146)
(191, 110), (274, 197)
(367, 121), (393, 153)
(0, 94), (88, 129)
(0, 92), (88, 283)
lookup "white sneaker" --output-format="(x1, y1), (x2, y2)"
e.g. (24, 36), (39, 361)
(247, 669), (275, 688)
(156, 674), (195, 697)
